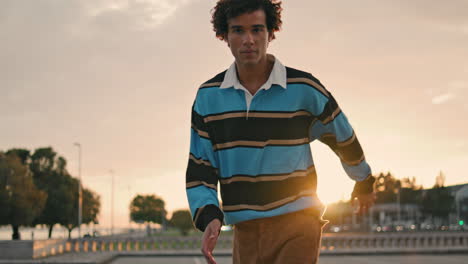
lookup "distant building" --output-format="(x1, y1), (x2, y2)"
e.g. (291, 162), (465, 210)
(332, 183), (468, 232)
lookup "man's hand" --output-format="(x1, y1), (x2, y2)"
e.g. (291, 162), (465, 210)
(201, 218), (222, 264)
(352, 192), (376, 215)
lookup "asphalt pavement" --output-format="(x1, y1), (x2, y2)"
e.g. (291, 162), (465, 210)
(111, 254), (468, 264)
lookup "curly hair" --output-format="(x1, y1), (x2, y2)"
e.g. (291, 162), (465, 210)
(211, 0), (283, 41)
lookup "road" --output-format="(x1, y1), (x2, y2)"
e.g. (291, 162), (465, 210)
(111, 254), (468, 264)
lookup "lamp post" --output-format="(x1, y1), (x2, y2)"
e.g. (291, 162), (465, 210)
(455, 190), (461, 226)
(73, 143), (82, 239)
(110, 169), (114, 236)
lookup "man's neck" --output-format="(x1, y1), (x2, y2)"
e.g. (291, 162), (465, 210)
(236, 54), (275, 95)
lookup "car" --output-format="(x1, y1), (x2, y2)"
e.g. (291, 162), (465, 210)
(329, 225), (341, 233)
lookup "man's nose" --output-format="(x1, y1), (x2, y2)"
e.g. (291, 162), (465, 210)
(243, 32), (254, 44)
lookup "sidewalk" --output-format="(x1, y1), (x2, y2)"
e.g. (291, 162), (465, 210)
(2, 247), (468, 264)
(0, 250), (229, 264)
(0, 252), (115, 264)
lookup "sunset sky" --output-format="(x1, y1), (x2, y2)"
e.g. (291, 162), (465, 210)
(1, 0), (467, 227)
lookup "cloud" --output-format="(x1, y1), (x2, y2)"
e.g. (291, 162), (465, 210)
(85, 0), (193, 29)
(449, 81), (468, 91)
(432, 93), (455, 105)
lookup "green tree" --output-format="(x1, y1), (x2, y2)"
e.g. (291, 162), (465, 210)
(27, 147), (101, 238)
(29, 147), (74, 238)
(169, 210), (193, 236)
(398, 176), (423, 204)
(61, 182), (101, 239)
(421, 173), (454, 224)
(3, 147), (101, 239)
(83, 188), (100, 225)
(0, 152), (47, 240)
(6, 148), (30, 165)
(130, 194), (167, 226)
(375, 172), (400, 204)
(374, 173), (423, 204)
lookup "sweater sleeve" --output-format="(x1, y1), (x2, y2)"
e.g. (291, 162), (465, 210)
(186, 100), (224, 232)
(309, 92), (374, 194)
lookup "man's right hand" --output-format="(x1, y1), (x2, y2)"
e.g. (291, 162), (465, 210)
(201, 218), (222, 264)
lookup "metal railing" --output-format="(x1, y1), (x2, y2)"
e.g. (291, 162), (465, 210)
(33, 232), (468, 259)
(320, 232), (468, 253)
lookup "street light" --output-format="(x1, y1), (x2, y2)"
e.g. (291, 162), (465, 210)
(110, 169), (114, 236)
(73, 142), (82, 239)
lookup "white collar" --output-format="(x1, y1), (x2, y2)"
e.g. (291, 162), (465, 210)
(220, 54), (287, 91)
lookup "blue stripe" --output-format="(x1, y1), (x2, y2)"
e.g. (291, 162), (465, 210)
(196, 88), (246, 116)
(309, 113), (354, 142)
(217, 145), (313, 178)
(224, 196), (325, 225)
(186, 186), (219, 217)
(195, 84), (328, 116)
(342, 160), (372, 181)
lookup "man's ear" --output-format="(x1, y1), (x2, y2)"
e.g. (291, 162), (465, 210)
(224, 35), (230, 47)
(268, 31), (274, 42)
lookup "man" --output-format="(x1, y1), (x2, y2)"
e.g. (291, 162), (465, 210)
(186, 0), (375, 263)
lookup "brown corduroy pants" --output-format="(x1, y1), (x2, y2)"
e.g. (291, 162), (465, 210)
(232, 208), (327, 264)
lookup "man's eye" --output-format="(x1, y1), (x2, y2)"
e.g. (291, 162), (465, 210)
(233, 28), (242, 33)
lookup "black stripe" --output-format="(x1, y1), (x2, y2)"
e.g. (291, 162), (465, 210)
(286, 67), (328, 97)
(208, 115), (313, 145)
(194, 204), (224, 232)
(204, 109), (312, 119)
(352, 175), (375, 196)
(215, 141), (309, 151)
(320, 133), (364, 165)
(220, 171), (317, 207)
(223, 194), (312, 213)
(221, 167), (313, 182)
(199, 71), (226, 89)
(338, 136), (364, 164)
(192, 107), (208, 134)
(318, 93), (341, 124)
(320, 135), (338, 151)
(186, 159), (218, 186)
(203, 110), (246, 119)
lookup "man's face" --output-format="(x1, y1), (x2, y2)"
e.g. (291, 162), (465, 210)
(225, 9), (273, 67)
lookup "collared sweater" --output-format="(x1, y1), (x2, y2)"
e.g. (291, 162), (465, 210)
(186, 66), (372, 231)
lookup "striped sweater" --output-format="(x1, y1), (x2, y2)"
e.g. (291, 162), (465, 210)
(186, 66), (372, 231)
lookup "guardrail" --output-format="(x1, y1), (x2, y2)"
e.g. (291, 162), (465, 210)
(320, 232), (468, 253)
(26, 232), (468, 259)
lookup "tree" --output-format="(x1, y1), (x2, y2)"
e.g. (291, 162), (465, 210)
(375, 172), (399, 204)
(0, 152), (47, 240)
(374, 172), (423, 205)
(399, 177), (423, 204)
(434, 171), (446, 188)
(421, 173), (454, 224)
(82, 188), (100, 226)
(170, 210), (193, 236)
(130, 194), (167, 226)
(27, 147), (101, 238)
(2, 147), (101, 239)
(61, 183), (101, 239)
(29, 147), (76, 238)
(6, 148), (30, 165)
